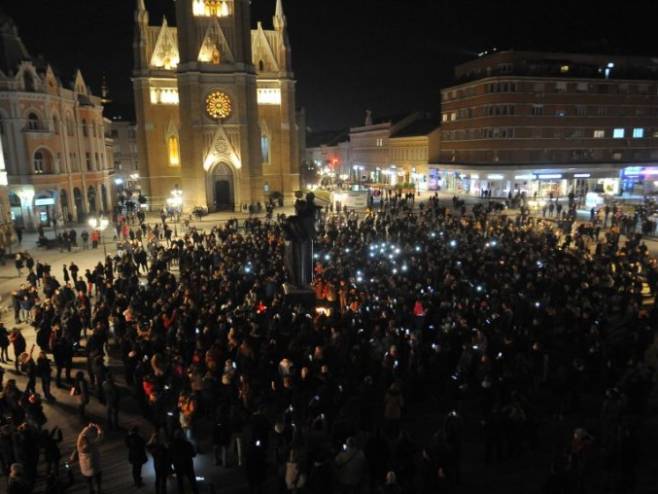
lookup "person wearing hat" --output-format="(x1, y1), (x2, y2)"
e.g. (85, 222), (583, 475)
(125, 426), (148, 487)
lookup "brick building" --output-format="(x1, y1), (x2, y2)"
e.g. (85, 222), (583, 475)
(437, 50), (658, 198)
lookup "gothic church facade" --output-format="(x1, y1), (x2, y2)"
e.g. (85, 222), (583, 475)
(133, 0), (300, 211)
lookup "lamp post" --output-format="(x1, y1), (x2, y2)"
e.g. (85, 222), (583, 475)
(88, 215), (109, 258)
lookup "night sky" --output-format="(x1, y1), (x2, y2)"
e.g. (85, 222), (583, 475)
(4, 1), (658, 131)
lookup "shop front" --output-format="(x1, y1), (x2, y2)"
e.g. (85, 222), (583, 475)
(34, 193), (56, 226)
(621, 166), (658, 196)
(430, 165), (623, 200)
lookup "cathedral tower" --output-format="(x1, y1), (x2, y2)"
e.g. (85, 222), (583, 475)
(133, 0), (300, 211)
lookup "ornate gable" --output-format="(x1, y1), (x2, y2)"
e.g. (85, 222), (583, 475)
(203, 123), (242, 171)
(73, 70), (87, 95)
(150, 17), (180, 70)
(198, 19), (234, 64)
(44, 66), (59, 94)
(251, 23), (279, 73)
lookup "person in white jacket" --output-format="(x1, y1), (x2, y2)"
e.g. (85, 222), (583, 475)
(71, 423), (103, 494)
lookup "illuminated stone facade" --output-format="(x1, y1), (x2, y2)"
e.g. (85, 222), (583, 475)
(0, 13), (114, 230)
(133, 0), (301, 211)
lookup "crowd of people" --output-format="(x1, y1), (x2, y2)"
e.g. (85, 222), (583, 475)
(0, 194), (656, 494)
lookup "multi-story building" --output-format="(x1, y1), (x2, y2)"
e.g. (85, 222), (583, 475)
(133, 0), (301, 211)
(0, 12), (114, 229)
(438, 51), (658, 198)
(348, 112), (440, 187)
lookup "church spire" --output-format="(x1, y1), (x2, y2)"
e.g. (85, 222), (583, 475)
(273, 0), (286, 31)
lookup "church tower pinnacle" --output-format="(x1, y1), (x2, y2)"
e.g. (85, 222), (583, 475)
(133, 0), (149, 71)
(273, 0), (286, 31)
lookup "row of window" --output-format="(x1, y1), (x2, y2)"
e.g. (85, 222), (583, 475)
(439, 149), (658, 163)
(444, 81), (657, 101)
(442, 127), (655, 141)
(32, 150), (107, 175)
(443, 104), (658, 122)
(20, 113), (104, 140)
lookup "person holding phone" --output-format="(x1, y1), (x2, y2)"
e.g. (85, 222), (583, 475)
(71, 423), (103, 494)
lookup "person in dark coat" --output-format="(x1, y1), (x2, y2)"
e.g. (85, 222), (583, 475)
(102, 374), (120, 431)
(0, 425), (15, 476)
(0, 323), (10, 363)
(42, 426), (63, 477)
(170, 430), (199, 494)
(37, 351), (54, 401)
(125, 427), (148, 487)
(72, 372), (90, 419)
(245, 438), (268, 494)
(147, 432), (170, 494)
(9, 329), (26, 373)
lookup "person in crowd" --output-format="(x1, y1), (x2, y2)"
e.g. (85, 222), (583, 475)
(71, 372), (90, 419)
(9, 328), (26, 373)
(7, 463), (31, 494)
(147, 432), (170, 494)
(71, 423), (103, 494)
(125, 426), (148, 488)
(0, 323), (10, 363)
(170, 429), (199, 494)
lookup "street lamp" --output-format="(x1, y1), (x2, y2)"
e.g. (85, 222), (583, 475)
(167, 188), (183, 222)
(88, 215), (110, 257)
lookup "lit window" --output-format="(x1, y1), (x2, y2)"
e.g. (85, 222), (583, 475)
(257, 88), (281, 106)
(560, 65), (570, 73)
(593, 130), (605, 139)
(613, 128), (625, 139)
(633, 128), (644, 138)
(168, 136), (180, 166)
(450, 113), (457, 121)
(261, 135), (270, 164)
(442, 114), (448, 122)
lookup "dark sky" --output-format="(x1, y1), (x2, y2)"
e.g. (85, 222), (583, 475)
(5, 0), (658, 131)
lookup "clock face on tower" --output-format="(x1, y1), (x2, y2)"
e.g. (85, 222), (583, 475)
(205, 91), (233, 120)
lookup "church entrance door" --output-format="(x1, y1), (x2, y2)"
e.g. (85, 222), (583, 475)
(209, 163), (234, 212)
(214, 180), (232, 211)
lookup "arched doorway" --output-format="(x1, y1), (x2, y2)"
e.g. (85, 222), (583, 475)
(60, 189), (70, 222)
(208, 163), (234, 211)
(87, 186), (97, 213)
(73, 187), (84, 222)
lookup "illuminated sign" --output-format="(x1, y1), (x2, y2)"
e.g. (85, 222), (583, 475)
(487, 174), (505, 180)
(35, 198), (56, 206)
(514, 174), (534, 180)
(574, 173), (591, 178)
(537, 174), (562, 180)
